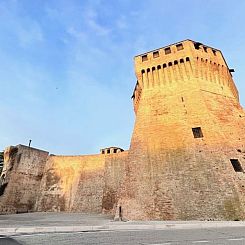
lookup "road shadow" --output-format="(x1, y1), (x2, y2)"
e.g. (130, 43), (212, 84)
(0, 237), (23, 245)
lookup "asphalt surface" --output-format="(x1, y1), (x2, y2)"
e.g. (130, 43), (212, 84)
(1, 213), (245, 244)
(0, 227), (245, 245)
(0, 237), (22, 245)
(0, 212), (113, 228)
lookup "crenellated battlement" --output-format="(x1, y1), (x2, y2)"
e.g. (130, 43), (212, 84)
(134, 40), (224, 68)
(132, 40), (239, 114)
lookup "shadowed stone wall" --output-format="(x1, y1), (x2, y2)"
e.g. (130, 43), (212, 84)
(36, 151), (128, 213)
(0, 148), (127, 214)
(0, 145), (49, 214)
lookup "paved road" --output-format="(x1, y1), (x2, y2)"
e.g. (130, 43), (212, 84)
(0, 212), (113, 228)
(0, 237), (22, 244)
(1, 227), (245, 245)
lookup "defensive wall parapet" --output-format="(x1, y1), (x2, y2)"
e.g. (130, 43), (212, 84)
(132, 40), (238, 114)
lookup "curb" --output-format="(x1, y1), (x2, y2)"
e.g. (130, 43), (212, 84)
(1, 222), (245, 236)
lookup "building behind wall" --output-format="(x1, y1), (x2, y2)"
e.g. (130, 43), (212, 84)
(0, 40), (245, 220)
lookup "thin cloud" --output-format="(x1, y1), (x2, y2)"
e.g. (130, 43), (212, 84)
(66, 26), (87, 40)
(17, 21), (44, 47)
(116, 16), (128, 30)
(0, 0), (44, 47)
(83, 6), (111, 36)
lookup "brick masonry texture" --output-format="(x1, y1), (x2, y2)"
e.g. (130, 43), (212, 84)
(0, 40), (245, 220)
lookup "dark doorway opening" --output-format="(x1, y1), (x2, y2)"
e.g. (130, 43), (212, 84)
(119, 206), (122, 221)
(230, 159), (243, 172)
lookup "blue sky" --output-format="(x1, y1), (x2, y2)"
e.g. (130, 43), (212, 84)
(0, 0), (245, 155)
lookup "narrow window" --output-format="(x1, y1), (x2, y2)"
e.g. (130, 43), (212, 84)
(101, 150), (105, 154)
(203, 46), (208, 52)
(180, 59), (184, 63)
(141, 69), (145, 74)
(186, 57), (190, 62)
(192, 127), (203, 138)
(230, 159), (243, 172)
(153, 51), (159, 58)
(176, 43), (184, 51)
(142, 55), (148, 62)
(0, 183), (8, 196)
(119, 206), (122, 220)
(165, 47), (171, 55)
(168, 62), (172, 66)
(157, 65), (161, 70)
(113, 149), (117, 153)
(212, 50), (217, 56)
(174, 60), (178, 65)
(107, 149), (110, 154)
(152, 67), (156, 71)
(163, 64), (167, 68)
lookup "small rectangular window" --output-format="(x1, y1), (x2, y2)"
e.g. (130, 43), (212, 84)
(230, 159), (243, 172)
(212, 50), (217, 56)
(113, 149), (117, 153)
(176, 43), (184, 51)
(192, 127), (203, 138)
(203, 46), (208, 52)
(165, 47), (171, 55)
(107, 149), (110, 154)
(142, 55), (148, 62)
(101, 150), (105, 154)
(153, 51), (159, 58)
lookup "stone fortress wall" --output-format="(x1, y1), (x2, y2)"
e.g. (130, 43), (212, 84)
(0, 40), (245, 220)
(0, 145), (49, 213)
(0, 145), (127, 214)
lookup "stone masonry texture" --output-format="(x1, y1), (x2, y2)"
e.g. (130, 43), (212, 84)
(0, 40), (245, 220)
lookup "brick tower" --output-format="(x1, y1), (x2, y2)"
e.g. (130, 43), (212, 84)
(118, 40), (245, 220)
